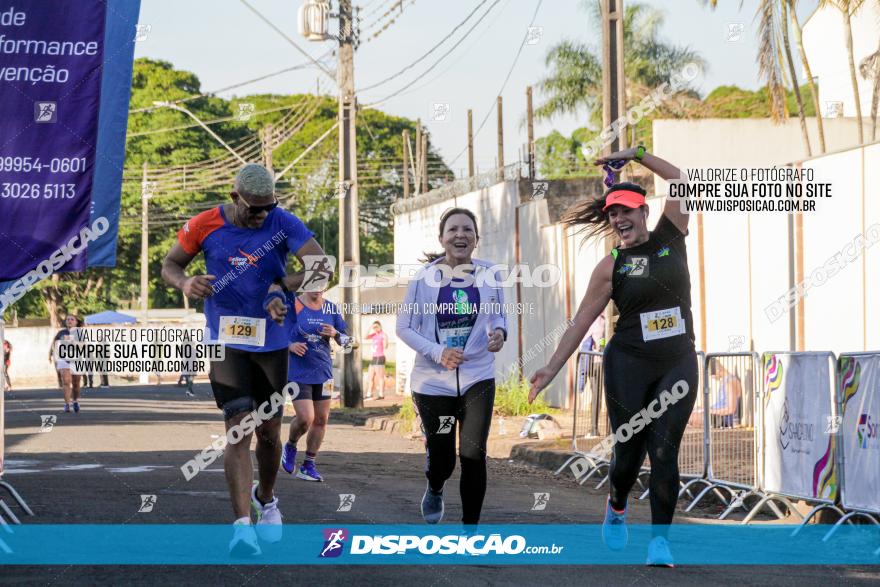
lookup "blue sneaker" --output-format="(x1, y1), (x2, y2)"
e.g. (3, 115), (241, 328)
(602, 498), (628, 550)
(64, 403), (70, 413)
(73, 402), (80, 413)
(281, 442), (297, 474)
(646, 536), (674, 567)
(297, 460), (323, 482)
(421, 484), (444, 524)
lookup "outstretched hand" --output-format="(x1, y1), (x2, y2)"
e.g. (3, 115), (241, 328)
(528, 365), (557, 404)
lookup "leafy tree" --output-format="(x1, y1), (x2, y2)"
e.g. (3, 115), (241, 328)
(535, 1), (705, 128)
(4, 58), (452, 323)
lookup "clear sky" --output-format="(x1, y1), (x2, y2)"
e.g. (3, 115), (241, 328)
(134, 0), (819, 174)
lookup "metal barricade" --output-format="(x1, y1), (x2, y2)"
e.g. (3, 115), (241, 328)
(554, 351), (611, 485)
(744, 351), (840, 525)
(686, 352), (763, 518)
(821, 352), (880, 542)
(637, 351), (710, 502)
(675, 351), (709, 501)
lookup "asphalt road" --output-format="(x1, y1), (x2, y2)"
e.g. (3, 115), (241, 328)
(0, 384), (877, 585)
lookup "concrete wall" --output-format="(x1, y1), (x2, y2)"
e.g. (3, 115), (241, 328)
(653, 119), (880, 355)
(3, 326), (60, 386)
(392, 181), (521, 394)
(802, 3), (880, 119)
(652, 118), (872, 175)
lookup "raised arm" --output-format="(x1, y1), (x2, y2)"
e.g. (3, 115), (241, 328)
(596, 147), (689, 234)
(284, 238), (334, 292)
(529, 255), (614, 402)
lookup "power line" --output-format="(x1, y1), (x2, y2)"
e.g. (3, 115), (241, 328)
(358, 0), (488, 92)
(448, 0), (543, 166)
(126, 103), (298, 139)
(360, 0), (418, 43)
(128, 53), (333, 115)
(363, 0), (502, 107)
(360, 0), (397, 20)
(363, 0), (512, 103)
(359, 0), (407, 31)
(238, 0), (336, 81)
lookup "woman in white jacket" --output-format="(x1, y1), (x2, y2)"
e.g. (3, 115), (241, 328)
(397, 207), (508, 525)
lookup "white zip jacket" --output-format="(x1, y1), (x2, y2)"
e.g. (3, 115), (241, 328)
(396, 257), (508, 397)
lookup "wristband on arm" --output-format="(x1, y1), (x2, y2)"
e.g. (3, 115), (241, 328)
(262, 290), (286, 311)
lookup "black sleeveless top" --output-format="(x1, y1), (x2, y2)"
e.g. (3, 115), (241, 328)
(609, 214), (696, 360)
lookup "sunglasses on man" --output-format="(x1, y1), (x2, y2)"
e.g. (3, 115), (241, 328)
(231, 191), (278, 215)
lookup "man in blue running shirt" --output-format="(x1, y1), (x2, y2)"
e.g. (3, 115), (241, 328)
(162, 164), (333, 556)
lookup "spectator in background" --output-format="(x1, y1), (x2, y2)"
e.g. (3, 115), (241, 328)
(365, 321), (388, 400)
(50, 314), (82, 413)
(576, 315), (606, 394)
(709, 362), (742, 428)
(77, 318), (109, 389)
(3, 339), (12, 392)
(688, 362), (743, 429)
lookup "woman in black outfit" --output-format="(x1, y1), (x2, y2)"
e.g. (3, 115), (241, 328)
(529, 146), (698, 567)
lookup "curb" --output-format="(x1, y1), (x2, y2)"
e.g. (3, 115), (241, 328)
(509, 441), (575, 472)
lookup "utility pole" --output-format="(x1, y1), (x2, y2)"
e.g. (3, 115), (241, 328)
(421, 131), (428, 193)
(338, 0), (362, 407)
(140, 162), (149, 326)
(261, 124), (274, 170)
(402, 129), (410, 198)
(601, 0), (626, 354)
(467, 109), (474, 178)
(526, 86), (535, 179)
(415, 119), (422, 195)
(496, 96), (504, 179)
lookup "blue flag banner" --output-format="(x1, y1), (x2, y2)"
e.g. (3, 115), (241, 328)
(0, 0), (140, 303)
(0, 525), (878, 565)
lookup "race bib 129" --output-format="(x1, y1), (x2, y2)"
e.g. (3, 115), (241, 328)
(218, 316), (266, 347)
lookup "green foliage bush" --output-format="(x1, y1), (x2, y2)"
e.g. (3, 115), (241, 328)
(494, 372), (552, 417)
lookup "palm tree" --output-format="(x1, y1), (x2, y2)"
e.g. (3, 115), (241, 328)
(859, 41), (880, 140)
(788, 0), (826, 152)
(535, 2), (704, 126)
(821, 0), (866, 144)
(703, 0), (814, 155)
(777, 0), (813, 155)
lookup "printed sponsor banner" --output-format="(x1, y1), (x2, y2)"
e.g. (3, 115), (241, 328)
(0, 0), (139, 284)
(839, 354), (880, 513)
(762, 353), (838, 500)
(0, 0), (139, 477)
(0, 525), (878, 565)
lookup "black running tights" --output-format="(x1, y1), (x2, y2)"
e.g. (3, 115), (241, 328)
(412, 379), (495, 525)
(603, 343), (698, 532)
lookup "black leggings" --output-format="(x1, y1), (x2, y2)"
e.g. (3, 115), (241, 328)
(603, 343), (698, 530)
(412, 379), (495, 525)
